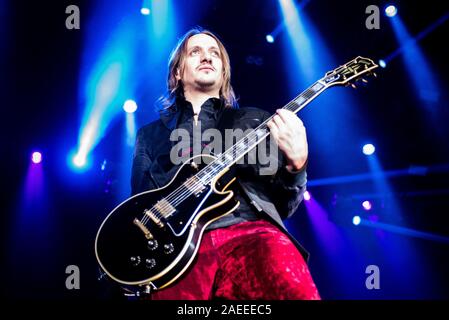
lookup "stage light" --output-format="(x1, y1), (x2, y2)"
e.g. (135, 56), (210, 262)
(123, 99), (138, 113)
(101, 159), (107, 171)
(31, 151), (42, 164)
(304, 191), (311, 201)
(379, 59), (386, 68)
(362, 200), (372, 211)
(73, 154), (86, 168)
(352, 215), (361, 226)
(141, 8), (150, 15)
(266, 34), (274, 43)
(363, 143), (375, 155)
(67, 149), (92, 172)
(385, 5), (397, 18)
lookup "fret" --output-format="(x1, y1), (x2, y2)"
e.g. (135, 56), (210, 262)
(311, 82), (324, 91)
(302, 88), (315, 99)
(223, 153), (233, 163)
(293, 96), (306, 106)
(254, 128), (268, 139)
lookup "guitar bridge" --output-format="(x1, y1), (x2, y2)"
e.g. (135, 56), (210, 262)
(133, 218), (154, 239)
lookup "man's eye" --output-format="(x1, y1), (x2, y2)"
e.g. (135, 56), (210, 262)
(191, 49), (200, 55)
(211, 51), (220, 57)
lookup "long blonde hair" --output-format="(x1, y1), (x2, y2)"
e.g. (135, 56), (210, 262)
(157, 27), (238, 111)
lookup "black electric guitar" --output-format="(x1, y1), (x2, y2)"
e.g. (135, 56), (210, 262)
(95, 56), (378, 293)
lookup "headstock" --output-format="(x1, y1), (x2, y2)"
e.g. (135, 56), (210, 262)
(322, 56), (378, 88)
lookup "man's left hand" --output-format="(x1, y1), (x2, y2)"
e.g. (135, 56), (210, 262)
(267, 109), (308, 172)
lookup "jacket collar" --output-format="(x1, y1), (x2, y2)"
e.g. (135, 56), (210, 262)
(159, 96), (225, 130)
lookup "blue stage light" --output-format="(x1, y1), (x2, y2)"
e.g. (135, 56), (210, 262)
(363, 143), (376, 155)
(379, 59), (386, 68)
(123, 99), (138, 113)
(266, 34), (274, 43)
(353, 215), (361, 226)
(141, 8), (150, 15)
(73, 154), (86, 168)
(385, 5), (397, 18)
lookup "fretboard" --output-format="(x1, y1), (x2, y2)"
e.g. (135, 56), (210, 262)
(196, 79), (327, 185)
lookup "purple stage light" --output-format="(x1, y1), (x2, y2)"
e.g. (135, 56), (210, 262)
(31, 151), (42, 164)
(304, 191), (311, 201)
(362, 200), (372, 211)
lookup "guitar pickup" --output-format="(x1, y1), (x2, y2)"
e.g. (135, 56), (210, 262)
(144, 208), (165, 228)
(183, 176), (205, 196)
(154, 199), (176, 218)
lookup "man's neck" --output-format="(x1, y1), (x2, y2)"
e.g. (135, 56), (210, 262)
(184, 90), (219, 115)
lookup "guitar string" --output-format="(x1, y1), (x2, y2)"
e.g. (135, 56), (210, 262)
(140, 84), (327, 224)
(145, 64), (379, 223)
(141, 115), (274, 224)
(140, 84), (326, 224)
(141, 62), (376, 226)
(160, 84), (324, 205)
(140, 98), (298, 224)
(140, 86), (321, 225)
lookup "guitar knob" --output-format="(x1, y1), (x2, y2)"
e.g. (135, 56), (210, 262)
(147, 239), (158, 251)
(164, 243), (174, 255)
(130, 256), (141, 267)
(145, 258), (156, 269)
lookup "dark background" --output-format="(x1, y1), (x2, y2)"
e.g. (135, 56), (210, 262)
(1, 0), (449, 300)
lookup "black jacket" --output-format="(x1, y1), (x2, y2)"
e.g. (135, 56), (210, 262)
(131, 98), (309, 259)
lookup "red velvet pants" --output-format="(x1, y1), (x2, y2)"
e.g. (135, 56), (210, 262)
(150, 220), (320, 300)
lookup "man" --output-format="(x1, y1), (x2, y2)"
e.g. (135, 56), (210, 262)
(131, 27), (320, 300)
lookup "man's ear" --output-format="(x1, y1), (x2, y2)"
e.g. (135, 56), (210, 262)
(175, 68), (181, 81)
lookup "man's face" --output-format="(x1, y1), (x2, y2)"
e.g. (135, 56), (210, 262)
(177, 33), (224, 93)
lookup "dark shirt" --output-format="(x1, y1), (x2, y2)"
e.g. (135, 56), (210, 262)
(172, 97), (260, 229)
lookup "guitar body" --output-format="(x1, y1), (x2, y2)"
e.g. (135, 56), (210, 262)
(95, 154), (239, 290)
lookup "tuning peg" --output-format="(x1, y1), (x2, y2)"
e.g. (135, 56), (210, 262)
(372, 72), (377, 77)
(351, 83), (357, 89)
(361, 78), (368, 83)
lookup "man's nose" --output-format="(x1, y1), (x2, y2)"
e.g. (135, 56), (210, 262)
(201, 52), (212, 63)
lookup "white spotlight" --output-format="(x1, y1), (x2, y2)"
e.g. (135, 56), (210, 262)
(73, 154), (86, 168)
(353, 216), (361, 226)
(141, 8), (150, 15)
(123, 99), (138, 113)
(385, 5), (397, 18)
(363, 143), (376, 156)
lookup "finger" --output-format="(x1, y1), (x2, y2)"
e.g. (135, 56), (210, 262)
(267, 119), (280, 141)
(273, 114), (295, 143)
(272, 114), (286, 132)
(276, 109), (304, 129)
(276, 111), (297, 134)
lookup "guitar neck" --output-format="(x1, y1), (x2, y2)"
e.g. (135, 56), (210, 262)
(196, 79), (328, 184)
